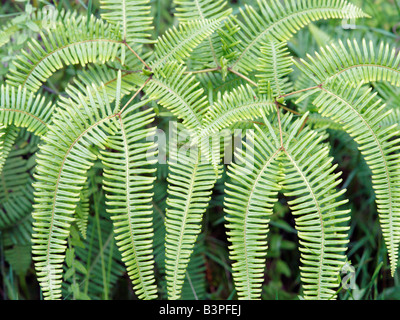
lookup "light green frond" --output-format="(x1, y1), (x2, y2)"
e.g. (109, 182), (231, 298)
(256, 38), (294, 96)
(0, 84), (55, 137)
(228, 0), (368, 73)
(173, 0), (232, 69)
(0, 125), (19, 174)
(62, 66), (145, 113)
(100, 99), (158, 300)
(146, 62), (208, 131)
(165, 134), (217, 300)
(6, 15), (123, 93)
(281, 113), (350, 300)
(295, 39), (400, 87)
(150, 18), (223, 71)
(173, 0), (231, 22)
(225, 112), (350, 300)
(197, 84), (274, 140)
(31, 85), (120, 300)
(151, 183), (208, 300)
(100, 0), (154, 46)
(224, 121), (283, 300)
(310, 79), (400, 276)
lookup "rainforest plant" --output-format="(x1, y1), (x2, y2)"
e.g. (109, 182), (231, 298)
(1, 0), (400, 301)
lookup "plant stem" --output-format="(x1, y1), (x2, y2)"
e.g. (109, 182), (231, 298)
(185, 67), (221, 74)
(123, 41), (152, 71)
(228, 68), (258, 87)
(275, 102), (284, 149)
(118, 77), (152, 114)
(278, 85), (321, 99)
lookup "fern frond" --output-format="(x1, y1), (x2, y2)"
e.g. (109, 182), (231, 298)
(225, 112), (350, 299)
(0, 153), (30, 207)
(173, 0), (231, 22)
(224, 122), (283, 300)
(100, 0), (154, 46)
(4, 244), (31, 277)
(100, 99), (158, 300)
(165, 134), (217, 299)
(256, 38), (293, 96)
(146, 62), (208, 131)
(0, 84), (54, 137)
(62, 66), (145, 113)
(310, 79), (400, 275)
(295, 39), (400, 87)
(150, 18), (223, 71)
(0, 184), (34, 246)
(0, 125), (19, 174)
(197, 84), (274, 140)
(229, 0), (368, 73)
(31, 85), (120, 300)
(280, 113), (350, 300)
(6, 15), (123, 93)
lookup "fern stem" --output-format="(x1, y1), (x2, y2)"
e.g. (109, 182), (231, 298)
(278, 85), (321, 99)
(0, 108), (49, 128)
(275, 103), (284, 149)
(185, 67), (221, 74)
(228, 68), (257, 87)
(118, 76), (152, 114)
(123, 40), (152, 71)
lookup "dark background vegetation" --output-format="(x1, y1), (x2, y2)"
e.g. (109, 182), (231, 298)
(0, 0), (400, 300)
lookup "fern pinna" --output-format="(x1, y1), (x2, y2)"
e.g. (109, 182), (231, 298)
(0, 0), (399, 300)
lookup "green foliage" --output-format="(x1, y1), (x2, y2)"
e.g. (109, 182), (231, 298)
(1, 0), (400, 301)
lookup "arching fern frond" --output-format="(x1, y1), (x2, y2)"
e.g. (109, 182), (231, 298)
(295, 39), (400, 87)
(6, 15), (123, 93)
(0, 84), (54, 137)
(172, 0), (232, 70)
(280, 114), (350, 300)
(165, 132), (218, 300)
(225, 112), (351, 300)
(150, 18), (223, 71)
(0, 125), (19, 174)
(309, 79), (400, 275)
(224, 120), (283, 300)
(100, 99), (158, 300)
(228, 0), (368, 73)
(146, 62), (207, 131)
(31, 85), (120, 300)
(197, 84), (274, 140)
